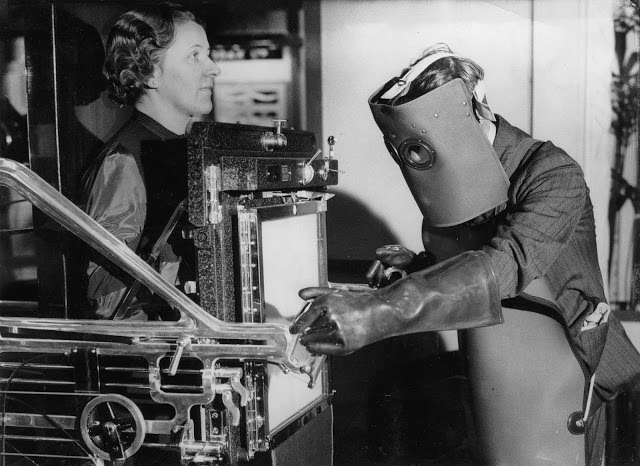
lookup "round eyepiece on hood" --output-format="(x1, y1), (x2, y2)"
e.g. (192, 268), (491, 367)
(399, 139), (436, 170)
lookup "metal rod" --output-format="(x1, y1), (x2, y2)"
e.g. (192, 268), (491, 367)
(0, 158), (291, 340)
(0, 378), (74, 385)
(1, 413), (75, 430)
(1, 452), (91, 459)
(0, 363), (72, 370)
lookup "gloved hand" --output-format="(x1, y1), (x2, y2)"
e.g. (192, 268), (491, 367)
(292, 286), (390, 355)
(366, 244), (436, 287)
(291, 250), (503, 355)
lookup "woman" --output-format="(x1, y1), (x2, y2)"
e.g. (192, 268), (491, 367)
(81, 2), (220, 319)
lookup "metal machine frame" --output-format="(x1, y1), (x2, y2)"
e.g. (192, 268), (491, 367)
(0, 157), (328, 464)
(237, 200), (330, 456)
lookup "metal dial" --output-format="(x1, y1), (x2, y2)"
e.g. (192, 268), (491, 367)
(80, 394), (146, 461)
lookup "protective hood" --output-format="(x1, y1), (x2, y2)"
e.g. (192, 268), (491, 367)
(368, 61), (509, 227)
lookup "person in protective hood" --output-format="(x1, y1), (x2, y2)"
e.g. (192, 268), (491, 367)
(290, 43), (640, 465)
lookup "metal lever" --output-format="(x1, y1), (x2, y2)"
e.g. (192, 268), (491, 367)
(327, 135), (336, 158)
(307, 148), (322, 165)
(216, 385), (241, 426)
(318, 165), (343, 180)
(213, 367), (250, 406)
(290, 330), (328, 388)
(273, 119), (287, 134)
(298, 148), (323, 184)
(230, 374), (249, 406)
(304, 354), (327, 389)
(168, 335), (191, 376)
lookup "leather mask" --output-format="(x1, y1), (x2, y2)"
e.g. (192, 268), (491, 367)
(369, 68), (509, 227)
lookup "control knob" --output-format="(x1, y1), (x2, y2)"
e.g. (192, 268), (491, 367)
(296, 161), (315, 185)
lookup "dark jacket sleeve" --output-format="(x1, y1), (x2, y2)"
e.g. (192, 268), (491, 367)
(85, 151), (146, 299)
(483, 147), (587, 298)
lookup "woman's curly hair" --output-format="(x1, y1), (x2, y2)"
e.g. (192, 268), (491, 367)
(103, 2), (201, 106)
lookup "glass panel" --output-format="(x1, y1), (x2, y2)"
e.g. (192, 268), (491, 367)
(260, 212), (324, 433)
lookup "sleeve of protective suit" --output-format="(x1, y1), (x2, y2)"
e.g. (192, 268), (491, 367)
(84, 151), (147, 300)
(483, 145), (587, 299)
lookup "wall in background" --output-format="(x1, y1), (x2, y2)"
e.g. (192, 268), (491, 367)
(531, 0), (614, 293)
(320, 0), (531, 261)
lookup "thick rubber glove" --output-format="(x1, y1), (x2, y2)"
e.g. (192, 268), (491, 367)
(291, 250), (502, 355)
(366, 244), (436, 287)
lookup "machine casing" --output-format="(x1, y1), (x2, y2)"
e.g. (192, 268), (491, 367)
(0, 121), (337, 465)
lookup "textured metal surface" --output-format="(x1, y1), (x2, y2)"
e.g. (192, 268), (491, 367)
(190, 121), (316, 154)
(185, 122), (335, 461)
(187, 122), (337, 226)
(195, 197), (238, 322)
(187, 132), (208, 227)
(220, 157), (338, 191)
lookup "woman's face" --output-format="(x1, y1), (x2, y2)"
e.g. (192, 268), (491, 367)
(153, 20), (220, 119)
